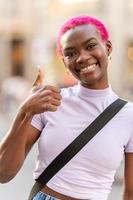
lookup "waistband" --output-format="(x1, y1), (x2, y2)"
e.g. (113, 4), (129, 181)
(33, 191), (60, 200)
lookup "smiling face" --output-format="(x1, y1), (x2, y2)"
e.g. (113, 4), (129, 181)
(61, 24), (112, 89)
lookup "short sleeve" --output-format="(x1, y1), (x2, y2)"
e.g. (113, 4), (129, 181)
(125, 131), (133, 153)
(31, 113), (45, 131)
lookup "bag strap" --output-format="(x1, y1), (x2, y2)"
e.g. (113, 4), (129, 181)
(36, 98), (127, 185)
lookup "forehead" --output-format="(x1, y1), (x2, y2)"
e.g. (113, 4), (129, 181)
(61, 24), (102, 49)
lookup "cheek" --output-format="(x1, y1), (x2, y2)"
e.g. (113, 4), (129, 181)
(97, 49), (108, 63)
(64, 59), (74, 69)
(63, 58), (69, 68)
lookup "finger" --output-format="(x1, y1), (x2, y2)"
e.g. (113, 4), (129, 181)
(30, 86), (42, 93)
(44, 104), (58, 112)
(50, 99), (61, 106)
(52, 93), (62, 100)
(42, 95), (61, 106)
(39, 90), (62, 100)
(33, 66), (45, 87)
(44, 85), (61, 93)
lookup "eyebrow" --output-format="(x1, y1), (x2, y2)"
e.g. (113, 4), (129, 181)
(82, 37), (97, 45)
(63, 37), (97, 51)
(63, 47), (74, 52)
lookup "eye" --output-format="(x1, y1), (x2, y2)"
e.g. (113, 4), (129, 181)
(64, 51), (76, 58)
(86, 43), (97, 50)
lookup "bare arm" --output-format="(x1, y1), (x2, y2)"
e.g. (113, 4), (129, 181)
(122, 153), (133, 200)
(0, 68), (61, 183)
(0, 107), (40, 183)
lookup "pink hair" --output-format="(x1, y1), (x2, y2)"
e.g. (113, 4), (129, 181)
(56, 15), (109, 57)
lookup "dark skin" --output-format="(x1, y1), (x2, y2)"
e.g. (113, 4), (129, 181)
(0, 68), (62, 183)
(0, 24), (133, 200)
(123, 153), (133, 200)
(61, 24), (112, 89)
(61, 24), (133, 200)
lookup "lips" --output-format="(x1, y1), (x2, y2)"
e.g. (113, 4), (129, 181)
(79, 63), (98, 74)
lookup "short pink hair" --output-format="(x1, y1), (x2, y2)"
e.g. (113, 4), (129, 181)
(56, 15), (109, 57)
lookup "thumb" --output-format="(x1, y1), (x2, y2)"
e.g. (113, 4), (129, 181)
(33, 66), (45, 87)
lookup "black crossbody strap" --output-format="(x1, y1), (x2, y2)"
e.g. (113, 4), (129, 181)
(36, 98), (127, 185)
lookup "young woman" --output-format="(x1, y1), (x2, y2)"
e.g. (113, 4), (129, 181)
(0, 15), (133, 200)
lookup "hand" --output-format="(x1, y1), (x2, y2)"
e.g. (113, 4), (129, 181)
(32, 65), (45, 90)
(21, 67), (62, 116)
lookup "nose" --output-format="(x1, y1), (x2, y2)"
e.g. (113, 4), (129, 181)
(76, 50), (91, 64)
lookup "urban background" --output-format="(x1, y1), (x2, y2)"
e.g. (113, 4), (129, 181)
(0, 0), (133, 199)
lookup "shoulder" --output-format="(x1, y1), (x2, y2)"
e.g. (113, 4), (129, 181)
(123, 100), (133, 110)
(120, 99), (133, 118)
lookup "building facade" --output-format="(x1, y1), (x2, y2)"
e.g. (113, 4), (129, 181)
(0, 0), (133, 99)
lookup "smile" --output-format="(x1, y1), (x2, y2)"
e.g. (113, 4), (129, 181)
(80, 64), (97, 74)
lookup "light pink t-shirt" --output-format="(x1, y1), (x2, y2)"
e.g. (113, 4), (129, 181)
(31, 83), (133, 200)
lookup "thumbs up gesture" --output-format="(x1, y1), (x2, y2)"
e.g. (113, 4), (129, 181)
(22, 66), (62, 116)
(32, 66), (44, 88)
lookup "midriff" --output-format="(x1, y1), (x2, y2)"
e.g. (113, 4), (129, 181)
(41, 185), (82, 200)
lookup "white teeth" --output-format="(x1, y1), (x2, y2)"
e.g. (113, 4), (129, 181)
(80, 64), (96, 74)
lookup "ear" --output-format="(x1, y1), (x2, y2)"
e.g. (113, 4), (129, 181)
(106, 40), (112, 56)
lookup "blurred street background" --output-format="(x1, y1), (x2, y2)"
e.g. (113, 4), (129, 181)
(1, 0), (133, 199)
